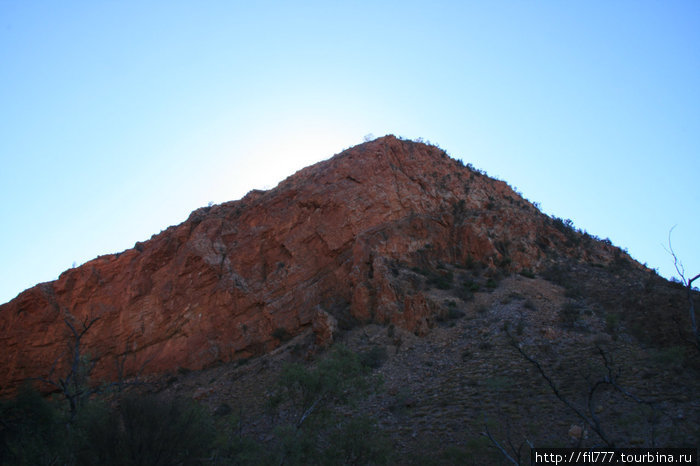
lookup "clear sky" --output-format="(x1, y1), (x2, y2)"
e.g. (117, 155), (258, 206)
(1, 1), (698, 304)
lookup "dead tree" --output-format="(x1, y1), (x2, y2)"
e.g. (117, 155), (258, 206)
(34, 311), (152, 422)
(483, 327), (661, 464)
(113, 336), (152, 393)
(666, 227), (700, 351)
(37, 313), (100, 420)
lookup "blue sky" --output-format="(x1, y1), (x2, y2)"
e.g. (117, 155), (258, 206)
(1, 1), (698, 304)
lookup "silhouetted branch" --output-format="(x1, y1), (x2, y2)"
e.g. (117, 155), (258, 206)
(31, 311), (148, 420)
(596, 347), (659, 446)
(665, 227), (700, 351)
(507, 332), (613, 447)
(507, 326), (665, 449)
(112, 337), (153, 392)
(481, 424), (520, 465)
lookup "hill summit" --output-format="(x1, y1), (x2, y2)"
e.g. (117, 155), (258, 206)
(0, 135), (640, 393)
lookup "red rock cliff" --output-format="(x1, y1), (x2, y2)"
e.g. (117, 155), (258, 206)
(0, 136), (622, 394)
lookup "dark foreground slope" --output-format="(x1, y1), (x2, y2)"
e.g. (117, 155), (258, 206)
(159, 255), (699, 460)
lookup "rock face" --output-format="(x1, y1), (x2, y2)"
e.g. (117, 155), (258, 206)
(0, 136), (625, 394)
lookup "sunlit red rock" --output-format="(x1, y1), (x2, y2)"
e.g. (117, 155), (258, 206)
(0, 135), (625, 395)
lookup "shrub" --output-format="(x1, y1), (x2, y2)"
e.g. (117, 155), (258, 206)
(455, 286), (475, 301)
(267, 345), (388, 464)
(559, 302), (583, 328)
(322, 415), (391, 465)
(412, 267), (430, 276)
(464, 255), (479, 270)
(564, 283), (584, 299)
(269, 345), (373, 426)
(498, 256), (512, 268)
(212, 429), (269, 465)
(77, 394), (215, 466)
(0, 385), (68, 465)
(550, 216), (584, 248)
(428, 270), (453, 290)
(463, 279), (480, 292)
(359, 345), (388, 370)
(461, 349), (473, 361)
(272, 327), (291, 342)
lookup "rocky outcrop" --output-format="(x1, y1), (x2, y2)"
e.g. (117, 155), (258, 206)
(0, 136), (627, 394)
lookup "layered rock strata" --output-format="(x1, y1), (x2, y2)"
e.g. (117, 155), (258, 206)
(0, 136), (623, 394)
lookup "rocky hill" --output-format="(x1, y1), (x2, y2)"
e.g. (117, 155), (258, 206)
(2, 135), (699, 462)
(0, 135), (627, 394)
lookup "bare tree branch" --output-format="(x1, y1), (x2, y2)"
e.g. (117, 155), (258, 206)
(665, 227), (700, 350)
(31, 310), (144, 420)
(506, 325), (666, 451)
(505, 328), (613, 446)
(596, 347), (659, 446)
(481, 423), (521, 466)
(296, 395), (323, 429)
